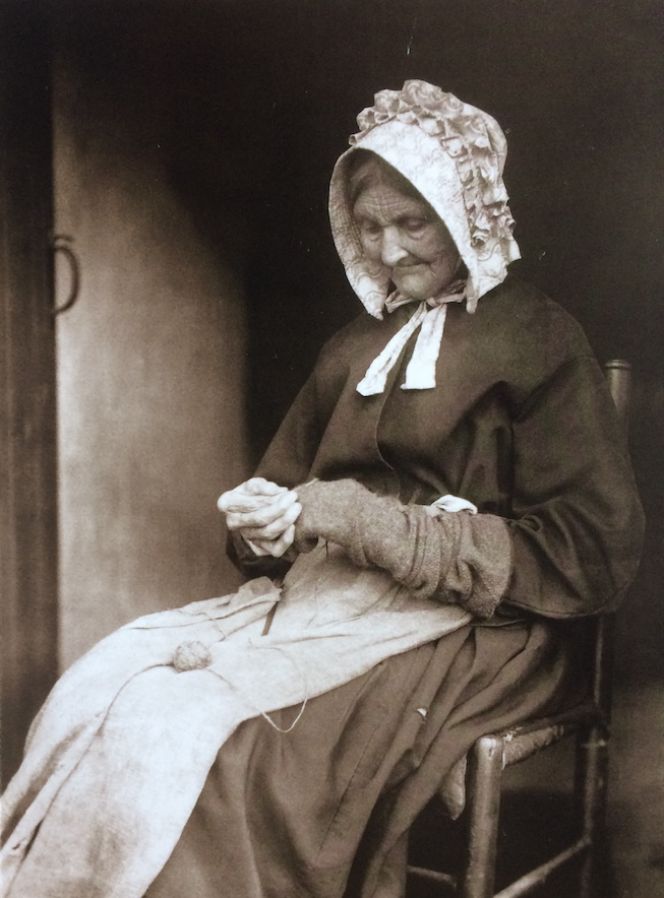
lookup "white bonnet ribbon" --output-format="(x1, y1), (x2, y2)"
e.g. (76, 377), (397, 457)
(356, 285), (465, 397)
(356, 302), (428, 397)
(401, 304), (448, 391)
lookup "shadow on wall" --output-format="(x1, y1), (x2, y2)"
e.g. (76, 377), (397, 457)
(54, 58), (251, 668)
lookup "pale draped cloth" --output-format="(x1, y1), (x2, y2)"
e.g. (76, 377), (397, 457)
(1, 537), (471, 898)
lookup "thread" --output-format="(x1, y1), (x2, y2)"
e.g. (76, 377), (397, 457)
(205, 642), (310, 734)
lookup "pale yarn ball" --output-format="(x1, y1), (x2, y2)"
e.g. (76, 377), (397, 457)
(172, 640), (213, 672)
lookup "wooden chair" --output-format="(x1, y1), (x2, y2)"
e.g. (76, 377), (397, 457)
(408, 359), (632, 898)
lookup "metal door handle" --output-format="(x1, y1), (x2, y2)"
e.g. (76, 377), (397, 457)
(51, 234), (80, 316)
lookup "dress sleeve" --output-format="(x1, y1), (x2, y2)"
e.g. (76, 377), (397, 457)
(293, 477), (512, 618)
(505, 354), (644, 617)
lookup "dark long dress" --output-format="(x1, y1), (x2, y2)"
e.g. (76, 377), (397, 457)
(146, 276), (643, 897)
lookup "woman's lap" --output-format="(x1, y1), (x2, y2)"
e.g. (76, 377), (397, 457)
(146, 618), (579, 898)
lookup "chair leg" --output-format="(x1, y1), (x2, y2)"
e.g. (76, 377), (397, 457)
(576, 723), (610, 898)
(459, 736), (504, 898)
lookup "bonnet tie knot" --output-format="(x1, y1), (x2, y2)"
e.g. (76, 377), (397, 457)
(356, 282), (466, 397)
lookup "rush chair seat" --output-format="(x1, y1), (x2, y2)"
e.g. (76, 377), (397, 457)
(407, 359), (632, 898)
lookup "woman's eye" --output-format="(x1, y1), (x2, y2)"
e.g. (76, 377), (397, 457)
(360, 222), (381, 239)
(403, 218), (428, 234)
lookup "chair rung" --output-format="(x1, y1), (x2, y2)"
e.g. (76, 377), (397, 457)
(407, 864), (457, 888)
(493, 837), (590, 897)
(479, 702), (604, 768)
(500, 701), (600, 741)
(502, 720), (583, 766)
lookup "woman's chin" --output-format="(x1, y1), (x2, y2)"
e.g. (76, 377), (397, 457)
(393, 268), (457, 302)
(393, 275), (430, 301)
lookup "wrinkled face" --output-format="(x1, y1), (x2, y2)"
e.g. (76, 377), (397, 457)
(353, 182), (461, 300)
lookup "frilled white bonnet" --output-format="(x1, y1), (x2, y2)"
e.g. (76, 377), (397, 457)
(329, 80), (521, 317)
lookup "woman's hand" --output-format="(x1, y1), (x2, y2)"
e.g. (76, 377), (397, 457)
(217, 477), (301, 558)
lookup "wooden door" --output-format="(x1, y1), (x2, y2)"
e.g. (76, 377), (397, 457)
(1, 3), (58, 786)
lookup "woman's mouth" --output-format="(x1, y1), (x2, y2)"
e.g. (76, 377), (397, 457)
(395, 261), (425, 272)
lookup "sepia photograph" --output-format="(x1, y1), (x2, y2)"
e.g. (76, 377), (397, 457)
(1, 1), (662, 896)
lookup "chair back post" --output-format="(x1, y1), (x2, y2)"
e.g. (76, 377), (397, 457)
(604, 359), (632, 431)
(591, 615), (615, 722)
(593, 360), (632, 719)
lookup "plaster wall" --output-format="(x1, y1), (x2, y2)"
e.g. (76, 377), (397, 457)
(54, 63), (248, 668)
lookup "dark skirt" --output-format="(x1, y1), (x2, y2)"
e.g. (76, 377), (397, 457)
(146, 617), (582, 898)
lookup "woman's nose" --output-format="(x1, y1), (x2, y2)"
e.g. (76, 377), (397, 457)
(380, 228), (409, 267)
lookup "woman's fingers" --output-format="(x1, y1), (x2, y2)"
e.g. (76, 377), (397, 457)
(217, 479), (288, 514)
(243, 538), (272, 557)
(250, 524), (296, 559)
(217, 487), (245, 513)
(218, 478), (301, 553)
(275, 524), (296, 557)
(243, 477), (285, 496)
(224, 491), (299, 531)
(239, 502), (302, 541)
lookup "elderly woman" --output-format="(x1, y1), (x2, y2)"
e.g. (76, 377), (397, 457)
(1, 81), (643, 898)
